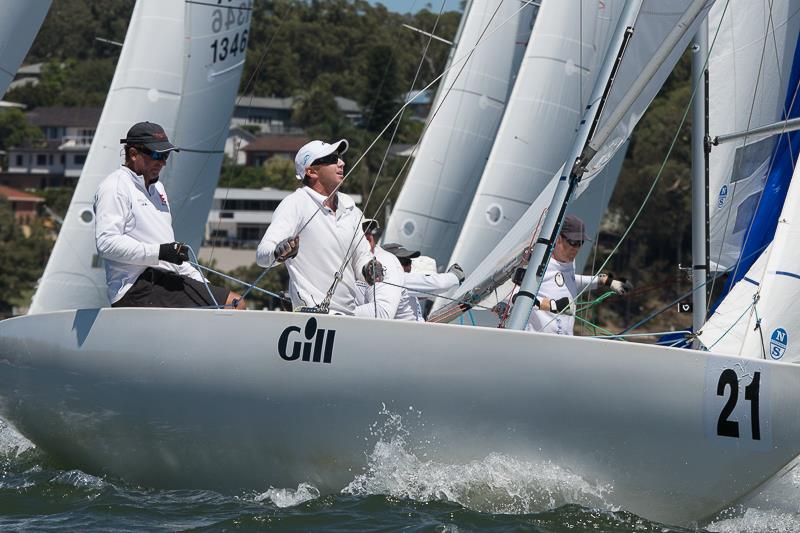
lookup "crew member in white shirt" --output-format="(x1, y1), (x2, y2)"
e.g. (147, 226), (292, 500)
(357, 220), (415, 320)
(526, 214), (633, 335)
(94, 122), (243, 309)
(381, 241), (466, 321)
(256, 139), (381, 315)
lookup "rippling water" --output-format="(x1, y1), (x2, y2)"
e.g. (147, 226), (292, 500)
(1, 415), (799, 532)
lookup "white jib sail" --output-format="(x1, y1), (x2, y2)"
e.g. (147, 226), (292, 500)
(702, 158), (800, 361)
(448, 0), (626, 275)
(383, 0), (535, 266)
(0, 1), (51, 98)
(431, 0), (714, 321)
(29, 0), (251, 314)
(706, 1), (800, 271)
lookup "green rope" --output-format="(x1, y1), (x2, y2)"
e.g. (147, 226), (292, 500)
(574, 314), (623, 339)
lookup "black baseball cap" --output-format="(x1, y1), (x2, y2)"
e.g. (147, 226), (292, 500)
(383, 243), (421, 259)
(120, 122), (179, 153)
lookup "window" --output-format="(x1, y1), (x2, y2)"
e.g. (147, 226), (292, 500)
(74, 154), (87, 165)
(36, 154), (47, 166)
(15, 155), (23, 166)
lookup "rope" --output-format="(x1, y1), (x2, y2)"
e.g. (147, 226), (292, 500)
(191, 261), (289, 302)
(537, 2), (730, 333)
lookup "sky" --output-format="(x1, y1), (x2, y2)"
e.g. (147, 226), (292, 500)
(367, 0), (464, 13)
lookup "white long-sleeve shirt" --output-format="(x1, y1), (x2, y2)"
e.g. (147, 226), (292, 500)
(256, 187), (373, 315)
(526, 258), (598, 335)
(94, 165), (202, 304)
(354, 246), (410, 320)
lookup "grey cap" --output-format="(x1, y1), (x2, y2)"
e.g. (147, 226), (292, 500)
(560, 214), (591, 241)
(382, 242), (421, 259)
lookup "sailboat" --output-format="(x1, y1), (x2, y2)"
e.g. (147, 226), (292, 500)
(28, 0), (251, 313)
(383, 0), (535, 266)
(0, 1), (51, 99)
(4, 0), (800, 528)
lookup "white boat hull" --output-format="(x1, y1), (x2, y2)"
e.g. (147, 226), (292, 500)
(1, 308), (800, 525)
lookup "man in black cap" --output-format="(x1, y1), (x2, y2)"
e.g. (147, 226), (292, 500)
(94, 121), (244, 309)
(525, 214), (632, 335)
(382, 242), (466, 321)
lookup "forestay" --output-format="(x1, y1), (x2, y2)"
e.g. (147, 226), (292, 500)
(384, 0), (535, 266)
(29, 0), (251, 314)
(448, 0), (625, 275)
(431, 0), (715, 322)
(0, 1), (51, 99)
(707, 0), (800, 274)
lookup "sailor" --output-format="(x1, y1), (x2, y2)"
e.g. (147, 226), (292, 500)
(256, 139), (382, 314)
(94, 121), (244, 309)
(355, 219), (409, 320)
(526, 214), (633, 335)
(382, 242), (466, 321)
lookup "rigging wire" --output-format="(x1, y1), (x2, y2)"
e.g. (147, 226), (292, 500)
(537, 0), (731, 334)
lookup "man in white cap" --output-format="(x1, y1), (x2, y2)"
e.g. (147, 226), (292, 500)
(525, 214), (633, 335)
(94, 121), (244, 309)
(256, 139), (381, 314)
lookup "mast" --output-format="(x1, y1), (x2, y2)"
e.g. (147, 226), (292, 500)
(691, 21), (709, 346)
(506, 0), (643, 330)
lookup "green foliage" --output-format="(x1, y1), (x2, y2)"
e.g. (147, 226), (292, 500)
(6, 59), (116, 108)
(0, 201), (52, 315)
(218, 157), (300, 190)
(0, 109), (43, 152)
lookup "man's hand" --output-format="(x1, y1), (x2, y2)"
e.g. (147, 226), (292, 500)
(447, 263), (465, 284)
(610, 278), (633, 295)
(548, 296), (575, 315)
(362, 258), (384, 285)
(598, 272), (632, 295)
(274, 236), (299, 262)
(159, 242), (189, 265)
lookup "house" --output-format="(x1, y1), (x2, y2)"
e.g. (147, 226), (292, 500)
(231, 95), (363, 134)
(224, 126), (257, 165)
(242, 135), (310, 166)
(6, 106), (101, 187)
(0, 185), (44, 224)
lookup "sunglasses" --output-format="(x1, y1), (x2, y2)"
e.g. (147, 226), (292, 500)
(312, 153), (340, 166)
(562, 236), (584, 248)
(138, 146), (171, 162)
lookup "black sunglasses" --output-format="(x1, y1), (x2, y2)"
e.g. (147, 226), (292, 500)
(562, 236), (584, 248)
(138, 146), (170, 162)
(312, 152), (340, 166)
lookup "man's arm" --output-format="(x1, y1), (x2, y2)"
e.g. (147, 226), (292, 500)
(256, 195), (301, 267)
(354, 254), (403, 319)
(404, 271), (459, 298)
(575, 274), (600, 292)
(94, 177), (160, 266)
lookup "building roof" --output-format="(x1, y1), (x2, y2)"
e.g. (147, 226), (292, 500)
(16, 63), (44, 77)
(26, 106), (103, 128)
(236, 96), (295, 111)
(243, 135), (311, 153)
(0, 185), (44, 202)
(236, 95), (361, 113)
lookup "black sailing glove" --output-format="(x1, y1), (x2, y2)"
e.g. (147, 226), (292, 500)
(159, 242), (189, 265)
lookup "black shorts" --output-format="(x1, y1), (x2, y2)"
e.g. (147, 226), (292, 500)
(112, 267), (230, 309)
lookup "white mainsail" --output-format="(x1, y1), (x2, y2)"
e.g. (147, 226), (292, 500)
(29, 0), (251, 314)
(383, 0), (535, 266)
(431, 0), (715, 322)
(0, 1), (51, 99)
(706, 1), (800, 272)
(448, 0), (625, 274)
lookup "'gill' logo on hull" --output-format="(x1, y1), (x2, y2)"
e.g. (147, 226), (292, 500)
(278, 317), (335, 363)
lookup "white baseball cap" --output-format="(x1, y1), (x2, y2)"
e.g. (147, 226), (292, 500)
(294, 139), (349, 180)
